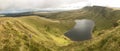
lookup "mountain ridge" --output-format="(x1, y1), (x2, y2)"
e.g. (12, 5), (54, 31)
(44, 6), (120, 30)
(0, 6), (120, 51)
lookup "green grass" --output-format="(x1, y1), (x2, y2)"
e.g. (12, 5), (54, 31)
(0, 16), (74, 51)
(0, 16), (120, 51)
(45, 6), (120, 30)
(57, 20), (120, 51)
(0, 6), (120, 51)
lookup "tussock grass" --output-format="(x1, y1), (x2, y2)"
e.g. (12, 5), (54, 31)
(0, 8), (120, 51)
(0, 16), (74, 51)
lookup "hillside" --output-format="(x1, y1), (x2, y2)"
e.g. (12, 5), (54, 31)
(1, 6), (120, 30)
(0, 6), (120, 51)
(45, 6), (120, 30)
(0, 16), (120, 51)
(0, 16), (74, 51)
(58, 20), (120, 51)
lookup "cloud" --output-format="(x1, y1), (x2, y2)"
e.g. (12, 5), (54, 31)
(91, 0), (120, 7)
(0, 0), (87, 10)
(0, 0), (120, 12)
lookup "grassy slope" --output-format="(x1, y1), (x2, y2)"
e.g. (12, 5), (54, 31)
(0, 16), (74, 51)
(45, 6), (120, 30)
(58, 20), (120, 51)
(0, 16), (120, 51)
(0, 6), (120, 51)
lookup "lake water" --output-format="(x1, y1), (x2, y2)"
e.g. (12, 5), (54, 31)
(64, 19), (95, 41)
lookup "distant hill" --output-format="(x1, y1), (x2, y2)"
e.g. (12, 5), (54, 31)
(45, 6), (120, 30)
(0, 6), (120, 51)
(0, 12), (33, 17)
(3, 6), (120, 27)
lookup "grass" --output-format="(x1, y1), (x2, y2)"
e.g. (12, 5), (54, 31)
(58, 20), (120, 51)
(0, 16), (74, 51)
(0, 16), (120, 51)
(45, 6), (120, 30)
(0, 6), (120, 51)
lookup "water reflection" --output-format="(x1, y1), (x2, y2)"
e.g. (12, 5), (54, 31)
(64, 19), (95, 41)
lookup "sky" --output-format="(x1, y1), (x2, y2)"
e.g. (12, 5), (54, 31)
(0, 0), (120, 12)
(90, 0), (120, 8)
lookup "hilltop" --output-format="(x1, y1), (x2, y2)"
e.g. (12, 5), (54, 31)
(45, 6), (120, 30)
(0, 6), (120, 51)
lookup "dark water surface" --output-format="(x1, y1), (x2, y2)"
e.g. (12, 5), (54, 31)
(65, 19), (95, 41)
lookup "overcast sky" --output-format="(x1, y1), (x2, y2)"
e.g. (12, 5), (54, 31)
(0, 0), (120, 11)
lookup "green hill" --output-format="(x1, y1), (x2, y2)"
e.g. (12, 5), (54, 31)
(58, 20), (120, 51)
(0, 16), (74, 51)
(45, 6), (120, 30)
(0, 6), (120, 51)
(0, 16), (120, 51)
